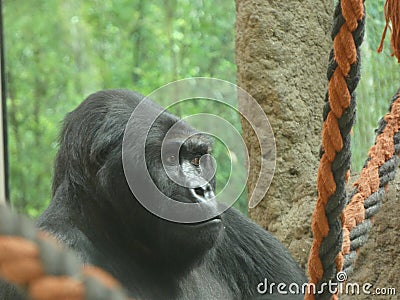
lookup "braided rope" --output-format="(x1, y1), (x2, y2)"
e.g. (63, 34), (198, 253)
(0, 205), (134, 300)
(306, 1), (365, 299)
(342, 90), (400, 276)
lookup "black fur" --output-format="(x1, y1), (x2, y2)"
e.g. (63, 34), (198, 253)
(31, 90), (306, 299)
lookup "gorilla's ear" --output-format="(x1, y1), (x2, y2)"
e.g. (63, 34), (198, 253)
(89, 117), (125, 170)
(54, 90), (139, 192)
(90, 124), (126, 193)
(85, 91), (136, 172)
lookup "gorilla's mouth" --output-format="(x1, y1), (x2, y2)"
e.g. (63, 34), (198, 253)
(187, 215), (222, 228)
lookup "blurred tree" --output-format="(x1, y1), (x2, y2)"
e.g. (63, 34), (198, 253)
(236, 0), (331, 268)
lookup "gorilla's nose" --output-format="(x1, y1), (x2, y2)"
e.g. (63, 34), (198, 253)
(190, 183), (215, 203)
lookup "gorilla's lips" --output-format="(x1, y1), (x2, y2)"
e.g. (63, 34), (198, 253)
(187, 215), (222, 228)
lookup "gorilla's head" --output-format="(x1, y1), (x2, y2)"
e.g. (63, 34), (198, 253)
(53, 89), (223, 275)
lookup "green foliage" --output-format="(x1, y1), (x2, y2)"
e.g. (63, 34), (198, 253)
(3, 0), (238, 217)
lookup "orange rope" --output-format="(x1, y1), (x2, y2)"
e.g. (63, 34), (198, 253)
(377, 0), (400, 62)
(342, 96), (400, 256)
(0, 233), (133, 300)
(306, 1), (364, 299)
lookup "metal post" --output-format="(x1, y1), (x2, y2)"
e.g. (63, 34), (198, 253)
(0, 1), (9, 204)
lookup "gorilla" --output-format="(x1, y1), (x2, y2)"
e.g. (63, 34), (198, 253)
(12, 90), (307, 299)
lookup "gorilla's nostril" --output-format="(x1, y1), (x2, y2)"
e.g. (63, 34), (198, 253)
(191, 183), (215, 203)
(194, 187), (205, 197)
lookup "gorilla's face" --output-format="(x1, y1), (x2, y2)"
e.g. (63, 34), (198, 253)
(142, 113), (223, 268)
(100, 106), (223, 273)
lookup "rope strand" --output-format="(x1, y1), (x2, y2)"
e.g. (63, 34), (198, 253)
(0, 205), (134, 300)
(342, 90), (400, 277)
(377, 0), (400, 62)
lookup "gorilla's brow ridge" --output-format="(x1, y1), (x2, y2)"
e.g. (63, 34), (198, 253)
(182, 136), (212, 155)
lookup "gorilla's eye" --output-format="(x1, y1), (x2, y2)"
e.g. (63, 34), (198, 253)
(191, 156), (200, 166)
